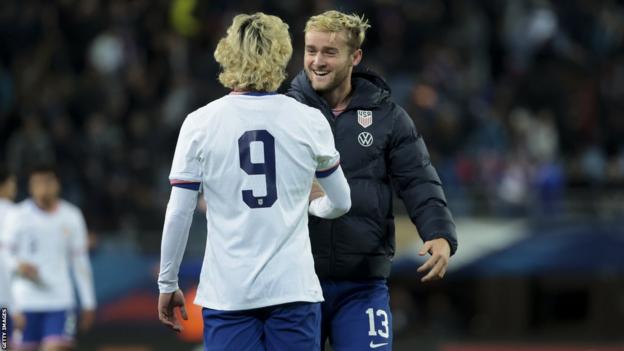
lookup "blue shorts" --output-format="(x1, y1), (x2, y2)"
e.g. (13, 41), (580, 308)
(321, 279), (393, 351)
(17, 310), (76, 350)
(202, 301), (321, 351)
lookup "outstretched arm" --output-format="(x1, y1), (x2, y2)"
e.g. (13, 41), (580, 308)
(388, 106), (457, 282)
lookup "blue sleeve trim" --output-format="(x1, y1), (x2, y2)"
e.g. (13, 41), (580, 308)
(171, 181), (200, 191)
(315, 162), (340, 178)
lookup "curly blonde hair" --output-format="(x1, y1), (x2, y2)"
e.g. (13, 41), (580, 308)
(214, 13), (292, 92)
(305, 10), (371, 52)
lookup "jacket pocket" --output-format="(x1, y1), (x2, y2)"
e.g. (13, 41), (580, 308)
(348, 179), (381, 219)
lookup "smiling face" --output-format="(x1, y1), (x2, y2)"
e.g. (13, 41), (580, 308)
(304, 30), (362, 94)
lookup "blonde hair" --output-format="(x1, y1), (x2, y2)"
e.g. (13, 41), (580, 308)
(214, 13), (292, 92)
(305, 10), (371, 51)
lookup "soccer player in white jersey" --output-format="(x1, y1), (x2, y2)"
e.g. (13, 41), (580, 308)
(3, 165), (96, 351)
(157, 13), (351, 350)
(0, 165), (17, 349)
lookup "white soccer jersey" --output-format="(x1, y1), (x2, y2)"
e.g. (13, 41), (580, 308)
(3, 199), (96, 312)
(0, 198), (15, 307)
(168, 93), (340, 310)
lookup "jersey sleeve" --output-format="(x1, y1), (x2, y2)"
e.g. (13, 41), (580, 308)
(309, 110), (340, 177)
(309, 166), (351, 218)
(169, 116), (203, 185)
(70, 209), (97, 310)
(157, 186), (198, 293)
(2, 208), (22, 274)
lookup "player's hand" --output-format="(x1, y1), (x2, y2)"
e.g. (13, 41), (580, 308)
(80, 309), (96, 332)
(17, 262), (40, 282)
(158, 289), (188, 332)
(12, 312), (26, 331)
(417, 238), (451, 283)
(309, 179), (325, 203)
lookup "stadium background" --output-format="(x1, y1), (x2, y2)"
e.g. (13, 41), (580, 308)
(1, 0), (624, 350)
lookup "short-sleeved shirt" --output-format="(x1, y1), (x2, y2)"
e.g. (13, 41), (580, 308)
(170, 93), (340, 310)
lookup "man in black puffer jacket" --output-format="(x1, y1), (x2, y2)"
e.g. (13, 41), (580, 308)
(288, 10), (458, 350)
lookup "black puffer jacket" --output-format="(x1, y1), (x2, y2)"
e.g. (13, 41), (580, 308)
(288, 68), (457, 280)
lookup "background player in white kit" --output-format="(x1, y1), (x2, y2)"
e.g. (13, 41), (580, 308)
(0, 165), (17, 348)
(3, 165), (96, 351)
(157, 12), (351, 351)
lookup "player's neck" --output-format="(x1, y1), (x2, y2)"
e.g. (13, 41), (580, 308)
(321, 79), (352, 111)
(34, 198), (59, 212)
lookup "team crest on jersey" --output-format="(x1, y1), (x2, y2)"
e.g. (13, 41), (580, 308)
(358, 132), (373, 147)
(357, 110), (373, 128)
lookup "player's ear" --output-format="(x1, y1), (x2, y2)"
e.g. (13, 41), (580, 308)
(352, 48), (362, 66)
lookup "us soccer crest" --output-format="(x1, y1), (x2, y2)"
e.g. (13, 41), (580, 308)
(357, 110), (373, 128)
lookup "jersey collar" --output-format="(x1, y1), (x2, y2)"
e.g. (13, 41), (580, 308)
(229, 91), (278, 96)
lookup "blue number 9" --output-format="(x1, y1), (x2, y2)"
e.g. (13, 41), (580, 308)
(238, 130), (277, 208)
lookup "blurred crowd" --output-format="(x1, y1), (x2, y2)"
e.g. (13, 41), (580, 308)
(1, 0), (623, 233)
